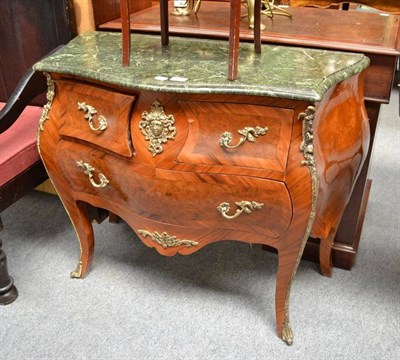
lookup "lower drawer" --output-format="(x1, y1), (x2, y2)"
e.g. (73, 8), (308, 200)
(56, 140), (293, 239)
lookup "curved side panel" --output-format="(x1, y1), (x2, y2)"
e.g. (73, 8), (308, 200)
(311, 72), (370, 241)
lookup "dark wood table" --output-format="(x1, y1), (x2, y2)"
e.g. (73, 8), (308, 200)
(99, 2), (400, 272)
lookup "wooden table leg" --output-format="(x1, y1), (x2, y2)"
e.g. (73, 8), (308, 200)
(254, 0), (262, 54)
(228, 0), (241, 80)
(120, 0), (131, 66)
(160, 0), (169, 46)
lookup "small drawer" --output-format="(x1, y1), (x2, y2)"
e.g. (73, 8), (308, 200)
(177, 101), (293, 173)
(56, 80), (135, 157)
(56, 141), (293, 240)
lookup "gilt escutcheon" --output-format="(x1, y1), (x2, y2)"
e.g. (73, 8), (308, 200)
(139, 101), (176, 157)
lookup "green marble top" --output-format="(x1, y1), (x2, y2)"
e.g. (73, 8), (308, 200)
(33, 32), (369, 102)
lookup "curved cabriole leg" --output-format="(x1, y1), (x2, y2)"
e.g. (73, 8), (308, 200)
(61, 198), (94, 279)
(37, 73), (94, 279)
(275, 247), (303, 346)
(0, 239), (18, 305)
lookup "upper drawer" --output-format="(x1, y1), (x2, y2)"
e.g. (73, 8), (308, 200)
(177, 101), (293, 173)
(56, 80), (135, 157)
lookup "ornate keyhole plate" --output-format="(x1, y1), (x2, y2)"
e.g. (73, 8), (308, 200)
(139, 100), (176, 157)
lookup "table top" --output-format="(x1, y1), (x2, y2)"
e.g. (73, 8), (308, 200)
(33, 32), (369, 102)
(100, 2), (400, 56)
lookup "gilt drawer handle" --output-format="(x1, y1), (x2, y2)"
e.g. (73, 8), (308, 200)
(77, 102), (108, 131)
(219, 126), (268, 149)
(217, 201), (264, 220)
(76, 160), (109, 188)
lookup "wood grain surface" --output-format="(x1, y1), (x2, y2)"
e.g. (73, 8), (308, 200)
(56, 80), (135, 157)
(38, 72), (367, 343)
(290, 0), (400, 14)
(98, 0), (399, 270)
(311, 73), (370, 276)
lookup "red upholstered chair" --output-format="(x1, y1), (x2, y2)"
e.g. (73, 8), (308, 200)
(0, 69), (48, 305)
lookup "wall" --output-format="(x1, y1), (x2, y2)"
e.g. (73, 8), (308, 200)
(0, 0), (76, 103)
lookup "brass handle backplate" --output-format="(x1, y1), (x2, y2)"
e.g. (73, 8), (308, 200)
(217, 200), (264, 220)
(76, 160), (109, 188)
(77, 102), (108, 131)
(219, 126), (268, 149)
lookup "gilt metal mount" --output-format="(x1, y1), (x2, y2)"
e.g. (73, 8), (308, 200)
(77, 102), (108, 131)
(217, 200), (264, 220)
(219, 126), (268, 149)
(138, 230), (198, 248)
(76, 160), (109, 188)
(139, 101), (176, 157)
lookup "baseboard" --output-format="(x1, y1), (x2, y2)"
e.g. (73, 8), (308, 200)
(300, 239), (357, 270)
(263, 238), (357, 271)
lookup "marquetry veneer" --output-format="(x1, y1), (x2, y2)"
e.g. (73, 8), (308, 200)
(34, 32), (369, 344)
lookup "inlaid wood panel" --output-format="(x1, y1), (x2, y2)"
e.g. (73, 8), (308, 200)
(129, 91), (191, 167)
(56, 80), (136, 157)
(95, 1), (399, 270)
(55, 140), (293, 240)
(311, 74), (370, 276)
(177, 101), (293, 173)
(37, 67), (367, 343)
(312, 74), (369, 240)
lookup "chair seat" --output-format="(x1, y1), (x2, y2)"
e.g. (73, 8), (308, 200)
(0, 102), (43, 187)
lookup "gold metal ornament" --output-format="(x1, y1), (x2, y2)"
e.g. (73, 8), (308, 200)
(138, 230), (198, 248)
(38, 73), (55, 133)
(171, 0), (201, 16)
(170, 1), (292, 30)
(76, 160), (110, 188)
(279, 105), (319, 346)
(77, 102), (108, 131)
(282, 322), (294, 346)
(217, 200), (264, 220)
(299, 106), (316, 169)
(139, 101), (176, 157)
(251, 0), (292, 20)
(219, 126), (268, 149)
(70, 258), (83, 278)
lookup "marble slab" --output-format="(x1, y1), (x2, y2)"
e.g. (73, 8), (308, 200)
(33, 32), (369, 102)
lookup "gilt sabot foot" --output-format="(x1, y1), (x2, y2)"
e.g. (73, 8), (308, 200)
(70, 260), (83, 279)
(281, 322), (293, 346)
